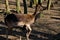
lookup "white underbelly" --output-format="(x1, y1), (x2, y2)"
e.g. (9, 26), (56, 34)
(17, 22), (25, 27)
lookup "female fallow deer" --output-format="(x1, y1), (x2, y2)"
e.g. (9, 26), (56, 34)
(4, 4), (43, 40)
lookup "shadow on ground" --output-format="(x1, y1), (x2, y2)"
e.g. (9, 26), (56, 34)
(0, 36), (10, 40)
(0, 21), (59, 40)
(0, 27), (54, 40)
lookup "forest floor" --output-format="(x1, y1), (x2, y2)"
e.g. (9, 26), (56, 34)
(0, 0), (60, 40)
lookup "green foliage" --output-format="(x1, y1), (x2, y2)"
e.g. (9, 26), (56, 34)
(34, 0), (38, 4)
(33, 0), (38, 6)
(40, 13), (44, 18)
(0, 0), (1, 3)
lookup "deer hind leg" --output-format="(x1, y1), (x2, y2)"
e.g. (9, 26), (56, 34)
(6, 27), (8, 40)
(6, 25), (13, 40)
(26, 24), (32, 40)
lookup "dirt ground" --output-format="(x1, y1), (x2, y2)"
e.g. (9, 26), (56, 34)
(0, 0), (60, 40)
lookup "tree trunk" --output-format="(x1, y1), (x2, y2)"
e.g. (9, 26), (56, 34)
(29, 0), (33, 8)
(38, 0), (42, 5)
(5, 0), (10, 14)
(16, 0), (20, 13)
(47, 0), (52, 10)
(33, 0), (38, 5)
(23, 0), (27, 14)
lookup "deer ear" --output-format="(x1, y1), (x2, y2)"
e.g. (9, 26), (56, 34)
(35, 12), (41, 21)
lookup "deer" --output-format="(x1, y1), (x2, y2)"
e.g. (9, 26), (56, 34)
(4, 4), (44, 40)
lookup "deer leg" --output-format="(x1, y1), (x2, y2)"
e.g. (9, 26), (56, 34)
(9, 27), (13, 35)
(6, 28), (8, 40)
(6, 26), (13, 40)
(26, 24), (32, 40)
(19, 36), (21, 40)
(26, 30), (31, 40)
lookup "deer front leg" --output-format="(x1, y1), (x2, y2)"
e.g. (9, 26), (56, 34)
(26, 24), (32, 40)
(19, 36), (21, 40)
